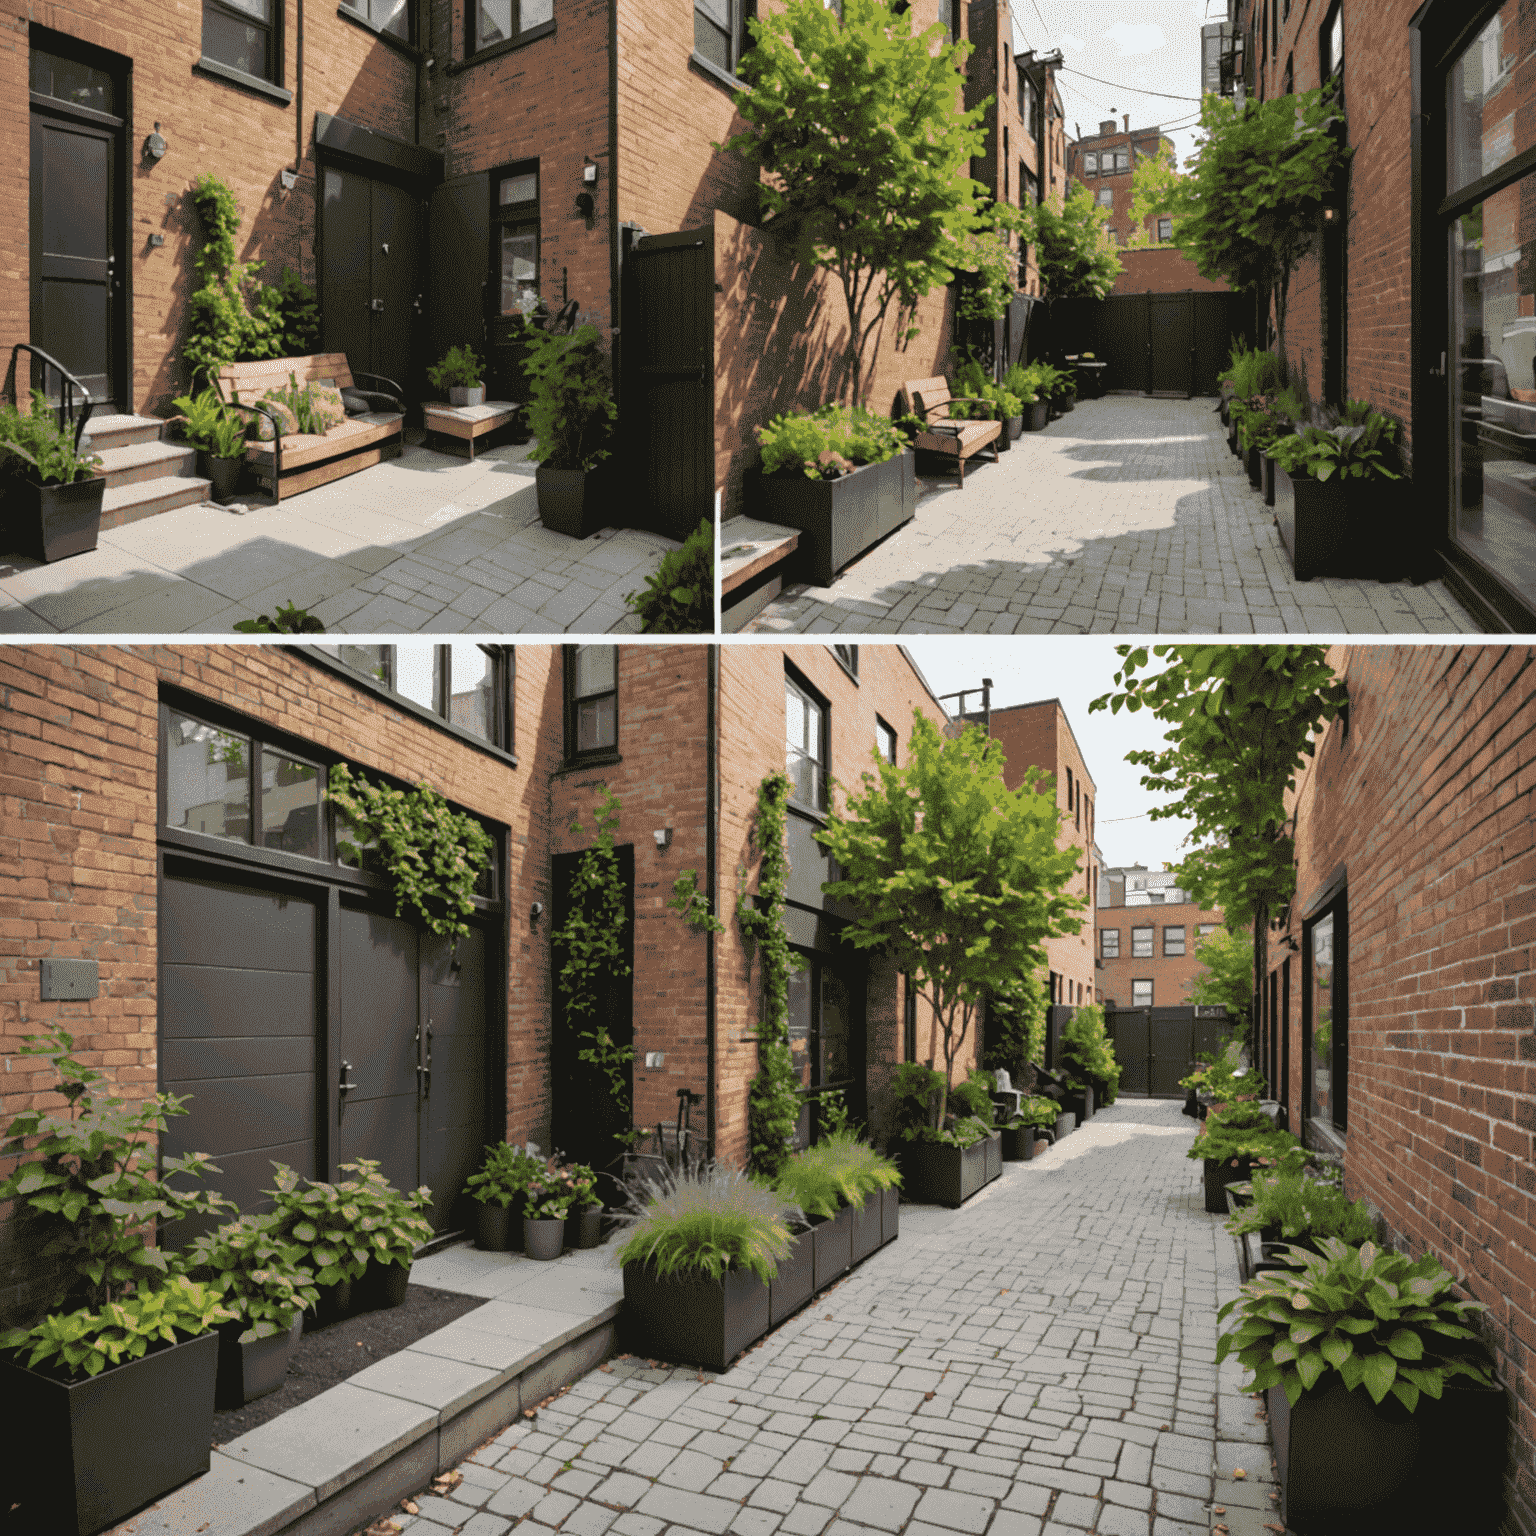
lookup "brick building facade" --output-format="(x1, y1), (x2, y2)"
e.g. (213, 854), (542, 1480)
(0, 641), (967, 1331)
(10, 0), (1061, 527)
(1207, 0), (1536, 629)
(1256, 644), (1536, 1536)
(1096, 866), (1225, 1010)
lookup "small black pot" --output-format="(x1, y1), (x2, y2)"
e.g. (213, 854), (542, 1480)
(1203, 1156), (1253, 1215)
(537, 464), (609, 539)
(1182, 1088), (1200, 1118)
(566, 1206), (604, 1250)
(305, 1277), (355, 1331)
(1022, 400), (1050, 431)
(1246, 444), (1263, 490)
(356, 1258), (412, 1311)
(1053, 1112), (1076, 1142)
(476, 1200), (518, 1252)
(1000, 1124), (1033, 1161)
(199, 450), (244, 504)
(1261, 450), (1276, 506)
(622, 1262), (770, 1370)
(214, 1313), (302, 1408)
(7, 474), (105, 563)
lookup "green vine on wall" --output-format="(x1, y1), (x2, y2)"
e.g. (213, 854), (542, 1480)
(743, 772), (802, 1178)
(667, 868), (726, 935)
(326, 765), (492, 940)
(552, 789), (637, 1145)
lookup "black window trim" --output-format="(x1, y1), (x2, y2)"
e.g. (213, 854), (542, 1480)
(903, 973), (918, 1062)
(193, 53), (294, 104)
(1301, 885), (1348, 1150)
(1131, 924), (1154, 958)
(875, 714), (897, 766)
(564, 644), (620, 765)
(784, 661), (830, 815)
(1163, 924), (1186, 955)
(453, 11), (557, 70)
(1131, 978), (1153, 1006)
(336, 0), (421, 55)
(1101, 927), (1120, 958)
(830, 644), (859, 682)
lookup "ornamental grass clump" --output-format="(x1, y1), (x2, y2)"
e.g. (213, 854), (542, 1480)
(1216, 1236), (1495, 1410)
(1225, 1167), (1375, 1247)
(616, 1166), (798, 1284)
(776, 1131), (900, 1216)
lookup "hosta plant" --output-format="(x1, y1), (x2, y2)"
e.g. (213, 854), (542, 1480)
(268, 1159), (433, 1283)
(616, 1165), (798, 1283)
(1216, 1236), (1496, 1411)
(1010, 1094), (1063, 1130)
(184, 1212), (320, 1341)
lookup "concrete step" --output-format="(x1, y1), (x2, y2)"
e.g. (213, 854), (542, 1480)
(94, 437), (199, 490)
(101, 472), (211, 531)
(82, 412), (164, 452)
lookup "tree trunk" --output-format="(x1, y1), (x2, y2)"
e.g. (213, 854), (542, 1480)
(1252, 904), (1269, 1081)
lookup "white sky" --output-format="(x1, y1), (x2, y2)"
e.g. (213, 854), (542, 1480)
(901, 638), (1197, 872)
(1008, 0), (1218, 172)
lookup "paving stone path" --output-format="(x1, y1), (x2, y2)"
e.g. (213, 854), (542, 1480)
(390, 1099), (1282, 1536)
(745, 397), (1475, 635)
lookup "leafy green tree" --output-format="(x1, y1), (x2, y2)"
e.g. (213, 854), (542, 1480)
(955, 201), (1030, 323)
(1135, 91), (1349, 369)
(817, 713), (1083, 1128)
(1090, 645), (1348, 1023)
(1188, 925), (1255, 1038)
(984, 968), (1047, 1085)
(722, 0), (991, 406)
(1018, 181), (1122, 300)
(1126, 141), (1181, 249)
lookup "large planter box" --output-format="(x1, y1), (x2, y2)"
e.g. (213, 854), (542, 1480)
(5, 474), (105, 563)
(1053, 1112), (1075, 1142)
(880, 1184), (899, 1246)
(849, 1198), (881, 1264)
(1273, 463), (1379, 580)
(750, 451), (916, 587)
(1203, 1155), (1253, 1214)
(810, 1205), (853, 1290)
(769, 1228), (816, 1326)
(1073, 361), (1108, 398)
(898, 1136), (991, 1208)
(1060, 1084), (1094, 1124)
(622, 1262), (770, 1371)
(982, 1131), (1001, 1182)
(1267, 1376), (1505, 1533)
(537, 465), (609, 539)
(215, 1313), (302, 1409)
(3, 1328), (219, 1536)
(1245, 444), (1263, 490)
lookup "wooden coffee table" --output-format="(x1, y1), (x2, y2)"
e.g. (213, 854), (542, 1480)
(422, 400), (522, 460)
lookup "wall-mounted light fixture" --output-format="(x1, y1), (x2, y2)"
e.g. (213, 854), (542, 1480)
(1321, 203), (1339, 225)
(653, 828), (673, 851)
(144, 123), (168, 161)
(530, 900), (544, 927)
(280, 168), (298, 192)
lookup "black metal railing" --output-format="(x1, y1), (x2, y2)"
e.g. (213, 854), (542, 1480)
(2, 343), (97, 453)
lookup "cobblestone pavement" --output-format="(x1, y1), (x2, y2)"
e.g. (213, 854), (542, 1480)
(745, 397), (1476, 635)
(0, 439), (671, 634)
(388, 1099), (1282, 1536)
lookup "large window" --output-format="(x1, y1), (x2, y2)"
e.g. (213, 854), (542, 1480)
(1084, 151), (1099, 176)
(315, 645), (512, 751)
(567, 646), (617, 757)
(202, 0), (278, 83)
(340, 0), (409, 39)
(496, 166), (540, 318)
(1131, 979), (1153, 1007)
(695, 0), (753, 75)
(786, 672), (827, 812)
(1163, 925), (1186, 956)
(1096, 187), (1114, 208)
(1101, 928), (1120, 959)
(876, 717), (897, 766)
(1131, 925), (1154, 958)
(1304, 897), (1347, 1137)
(1158, 217), (1173, 241)
(473, 0), (553, 52)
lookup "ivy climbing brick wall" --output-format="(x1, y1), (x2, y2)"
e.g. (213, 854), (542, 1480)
(1273, 644), (1536, 1536)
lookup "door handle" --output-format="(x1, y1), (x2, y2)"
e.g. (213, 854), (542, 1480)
(339, 1059), (358, 1094)
(370, 298), (385, 312)
(423, 1022), (433, 1099)
(413, 292), (424, 315)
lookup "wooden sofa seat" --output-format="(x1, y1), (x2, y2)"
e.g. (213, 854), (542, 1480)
(214, 352), (404, 503)
(902, 375), (1001, 486)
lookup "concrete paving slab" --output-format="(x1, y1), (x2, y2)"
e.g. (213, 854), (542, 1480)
(346, 1347), (504, 1419)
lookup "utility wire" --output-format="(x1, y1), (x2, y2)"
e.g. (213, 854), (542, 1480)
(1058, 65), (1202, 102)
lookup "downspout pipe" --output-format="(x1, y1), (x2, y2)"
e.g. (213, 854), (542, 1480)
(706, 644), (718, 1159)
(294, 0), (304, 178)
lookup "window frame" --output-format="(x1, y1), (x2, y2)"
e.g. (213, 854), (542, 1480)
(1163, 925), (1186, 957)
(830, 644), (859, 681)
(564, 645), (619, 763)
(1131, 979), (1153, 1007)
(1100, 928), (1120, 959)
(692, 0), (755, 85)
(1302, 890), (1348, 1145)
(1319, 0), (1343, 83)
(199, 0), (291, 99)
(1095, 186), (1114, 207)
(493, 160), (541, 319)
(1157, 216), (1173, 241)
(1084, 150), (1098, 176)
(1130, 925), (1154, 959)
(338, 0), (413, 45)
(876, 716), (897, 766)
(785, 666), (829, 814)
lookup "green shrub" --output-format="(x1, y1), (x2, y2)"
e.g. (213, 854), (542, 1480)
(626, 517), (712, 633)
(984, 972), (1046, 1084)
(757, 404), (905, 479)
(266, 1159), (433, 1283)
(1011, 1094), (1061, 1129)
(184, 1212), (319, 1341)
(465, 1142), (544, 1208)
(0, 391), (104, 487)
(427, 344), (485, 392)
(233, 601), (326, 634)
(1190, 1101), (1299, 1165)
(1268, 401), (1401, 483)
(777, 1131), (900, 1215)
(524, 325), (617, 472)
(1225, 1167), (1375, 1245)
(949, 1070), (996, 1123)
(1060, 1004), (1121, 1105)
(1222, 343), (1283, 401)
(616, 1166), (797, 1283)
(892, 1061), (946, 1137)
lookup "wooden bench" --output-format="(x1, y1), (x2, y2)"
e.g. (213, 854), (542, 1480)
(214, 353), (404, 504)
(902, 375), (1002, 486)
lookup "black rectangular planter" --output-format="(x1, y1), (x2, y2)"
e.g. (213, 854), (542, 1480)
(1245, 444), (1262, 490)
(7, 474), (106, 563)
(1000, 1124), (1039, 1161)
(1267, 1376), (1505, 1534)
(769, 1228), (816, 1326)
(1060, 1084), (1094, 1124)
(622, 1262), (769, 1370)
(536, 465), (608, 539)
(1021, 400), (1050, 431)
(214, 1313), (303, 1408)
(1203, 1155), (1253, 1214)
(849, 1198), (881, 1264)
(982, 1131), (1001, 1182)
(750, 451), (916, 586)
(898, 1136), (992, 1208)
(1273, 463), (1376, 581)
(811, 1205), (854, 1290)
(1261, 450), (1275, 507)
(880, 1184), (899, 1245)
(1053, 1112), (1075, 1142)
(3, 1328), (219, 1536)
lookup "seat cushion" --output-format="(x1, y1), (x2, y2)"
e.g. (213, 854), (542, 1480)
(339, 388), (372, 417)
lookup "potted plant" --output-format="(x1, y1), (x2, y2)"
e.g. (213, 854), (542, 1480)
(562, 1161), (605, 1250)
(1001, 1095), (1059, 1161)
(951, 360), (1023, 450)
(522, 1156), (573, 1260)
(0, 1027), (237, 1536)
(1058, 1004), (1120, 1122)
(345, 1159), (435, 1308)
(1217, 1237), (1504, 1532)
(749, 403), (916, 584)
(184, 1212), (318, 1406)
(892, 1064), (1001, 1208)
(1269, 401), (1403, 580)
(1189, 1100), (1300, 1213)
(466, 1142), (541, 1252)
(525, 324), (618, 538)
(1225, 1165), (1374, 1282)
(169, 384), (248, 504)
(1072, 351), (1107, 399)
(428, 343), (487, 407)
(617, 1166), (797, 1370)
(775, 1129), (899, 1285)
(1018, 364), (1058, 430)
(0, 389), (105, 562)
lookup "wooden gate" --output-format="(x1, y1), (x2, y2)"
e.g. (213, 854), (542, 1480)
(620, 227), (716, 541)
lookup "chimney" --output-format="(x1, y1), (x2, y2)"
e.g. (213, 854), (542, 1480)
(1099, 119), (1116, 136)
(1123, 112), (1131, 132)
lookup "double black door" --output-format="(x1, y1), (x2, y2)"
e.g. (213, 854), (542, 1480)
(321, 166), (423, 391)
(1106, 1006), (1232, 1096)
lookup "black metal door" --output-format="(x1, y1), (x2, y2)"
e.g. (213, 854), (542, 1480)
(420, 927), (487, 1233)
(787, 950), (867, 1148)
(159, 868), (320, 1243)
(321, 166), (423, 387)
(30, 109), (120, 408)
(1107, 1010), (1150, 1095)
(1149, 294), (1194, 396)
(1147, 1011), (1192, 1095)
(428, 172), (491, 375)
(621, 227), (715, 540)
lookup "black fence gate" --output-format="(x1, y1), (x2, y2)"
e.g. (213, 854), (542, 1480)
(1045, 291), (1252, 397)
(620, 227), (715, 540)
(1105, 1006), (1232, 1097)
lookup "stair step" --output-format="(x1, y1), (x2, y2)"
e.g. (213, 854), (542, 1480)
(82, 413), (165, 452)
(100, 474), (212, 531)
(94, 438), (198, 490)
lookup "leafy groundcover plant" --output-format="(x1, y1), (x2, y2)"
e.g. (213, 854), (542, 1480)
(616, 1166), (798, 1284)
(466, 1142), (544, 1208)
(0, 390), (104, 487)
(626, 516), (712, 633)
(1189, 1100), (1299, 1166)
(1225, 1168), (1375, 1247)
(184, 1213), (319, 1342)
(1216, 1237), (1495, 1411)
(757, 404), (905, 480)
(1060, 1004), (1121, 1105)
(1269, 400), (1401, 483)
(891, 1061), (993, 1147)
(1010, 1094), (1062, 1131)
(268, 1159), (433, 1286)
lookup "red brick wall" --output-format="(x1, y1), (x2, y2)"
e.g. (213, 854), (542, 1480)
(1272, 644), (1536, 1536)
(1110, 248), (1231, 296)
(8, 2), (417, 416)
(0, 643), (541, 1328)
(1096, 901), (1227, 1008)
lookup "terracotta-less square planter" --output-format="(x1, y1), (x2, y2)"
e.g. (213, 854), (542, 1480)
(355, 1257), (412, 1309)
(537, 465), (609, 538)
(982, 1131), (1002, 1183)
(1001, 1124), (1038, 1161)
(215, 1313), (303, 1408)
(622, 1262), (770, 1370)
(811, 1206), (853, 1289)
(7, 474), (105, 562)
(3, 1328), (219, 1536)
(769, 1228), (816, 1326)
(1273, 463), (1377, 580)
(880, 1184), (899, 1245)
(898, 1137), (991, 1207)
(1021, 400), (1050, 431)
(849, 1198), (881, 1264)
(1203, 1155), (1253, 1215)
(476, 1200), (518, 1252)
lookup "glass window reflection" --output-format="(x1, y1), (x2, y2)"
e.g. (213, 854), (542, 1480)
(1307, 912), (1334, 1126)
(166, 712), (250, 844)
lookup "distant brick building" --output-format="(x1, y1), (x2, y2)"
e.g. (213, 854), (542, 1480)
(1259, 644), (1536, 1536)
(1096, 866), (1226, 1010)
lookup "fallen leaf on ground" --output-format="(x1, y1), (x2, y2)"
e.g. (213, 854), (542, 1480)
(434, 1471), (463, 1493)
(523, 1409), (537, 1419)
(1263, 1525), (1286, 1533)
(1214, 1524), (1229, 1533)
(399, 1500), (418, 1515)
(1232, 1468), (1247, 1480)
(1159, 1424), (1170, 1430)
(600, 1365), (613, 1373)
(825, 1315), (833, 1322)
(1213, 1507), (1225, 1515)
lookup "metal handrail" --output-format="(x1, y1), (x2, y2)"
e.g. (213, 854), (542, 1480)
(3, 343), (96, 453)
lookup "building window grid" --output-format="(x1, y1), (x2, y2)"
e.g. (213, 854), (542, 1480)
(786, 672), (828, 813)
(1131, 979), (1153, 1007)
(1131, 925), (1154, 958)
(318, 645), (509, 750)
(341, 0), (410, 39)
(1163, 925), (1186, 956)
(202, 0), (280, 83)
(567, 645), (617, 757)
(1101, 928), (1120, 959)
(474, 0), (553, 54)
